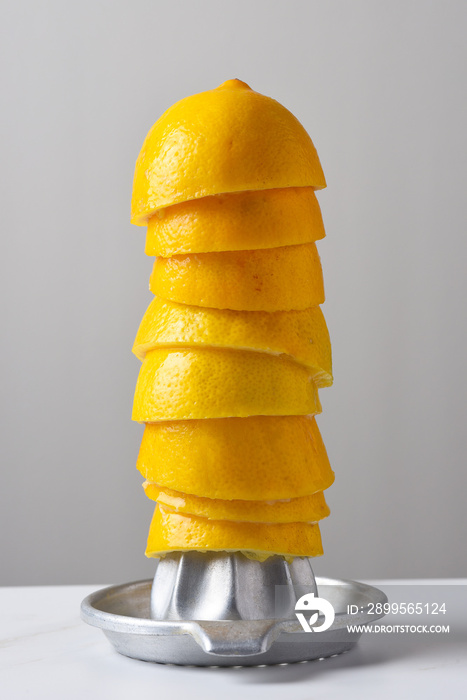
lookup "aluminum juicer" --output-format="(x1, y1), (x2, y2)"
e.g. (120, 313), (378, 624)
(81, 551), (387, 666)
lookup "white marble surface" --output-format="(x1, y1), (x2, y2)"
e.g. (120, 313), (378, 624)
(1, 580), (466, 700)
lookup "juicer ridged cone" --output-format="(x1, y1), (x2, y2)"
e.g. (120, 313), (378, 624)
(150, 551), (318, 621)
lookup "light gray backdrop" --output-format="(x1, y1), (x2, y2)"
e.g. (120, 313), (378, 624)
(1, 0), (466, 585)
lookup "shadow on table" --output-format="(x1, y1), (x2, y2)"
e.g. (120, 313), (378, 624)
(227, 629), (467, 685)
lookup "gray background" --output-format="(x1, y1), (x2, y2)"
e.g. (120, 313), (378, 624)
(1, 0), (466, 586)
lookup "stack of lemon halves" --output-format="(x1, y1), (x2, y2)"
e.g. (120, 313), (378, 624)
(131, 80), (334, 562)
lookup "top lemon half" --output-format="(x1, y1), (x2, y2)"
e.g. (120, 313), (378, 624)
(131, 79), (326, 224)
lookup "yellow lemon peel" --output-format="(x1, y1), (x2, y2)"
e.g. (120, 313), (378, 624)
(145, 187), (325, 256)
(143, 482), (330, 524)
(137, 416), (334, 500)
(132, 79), (325, 223)
(149, 242), (324, 312)
(146, 505), (324, 560)
(132, 347), (321, 422)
